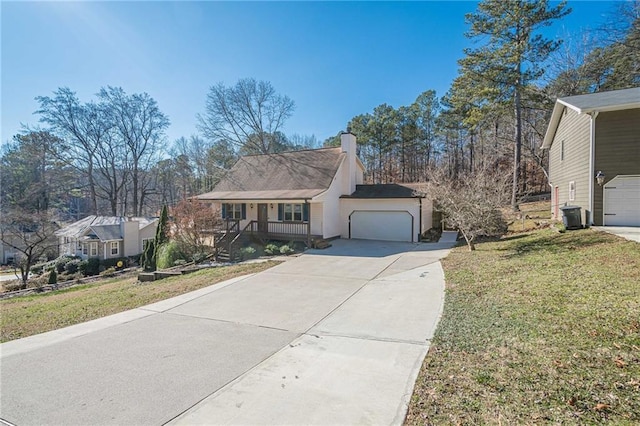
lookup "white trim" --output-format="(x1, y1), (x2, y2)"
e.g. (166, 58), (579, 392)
(588, 111), (599, 225)
(90, 242), (98, 257)
(569, 181), (576, 202)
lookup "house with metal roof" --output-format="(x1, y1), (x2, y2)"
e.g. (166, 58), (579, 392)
(542, 87), (640, 226)
(55, 216), (158, 260)
(197, 132), (433, 246)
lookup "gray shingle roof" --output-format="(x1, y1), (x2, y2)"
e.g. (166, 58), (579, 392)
(341, 183), (426, 199)
(558, 87), (640, 113)
(90, 225), (122, 241)
(542, 87), (640, 149)
(198, 147), (345, 201)
(55, 216), (157, 239)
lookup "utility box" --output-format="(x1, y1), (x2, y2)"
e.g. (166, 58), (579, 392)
(560, 206), (582, 230)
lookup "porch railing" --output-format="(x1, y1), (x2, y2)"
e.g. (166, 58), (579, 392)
(247, 221), (310, 239)
(213, 219), (241, 258)
(213, 219), (312, 260)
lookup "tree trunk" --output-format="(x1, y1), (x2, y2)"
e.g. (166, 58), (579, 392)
(512, 69), (523, 211)
(461, 230), (475, 251)
(87, 163), (98, 215)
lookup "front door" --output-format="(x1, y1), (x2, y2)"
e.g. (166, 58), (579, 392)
(258, 203), (268, 233)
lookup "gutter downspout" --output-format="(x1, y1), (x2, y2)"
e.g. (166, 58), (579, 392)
(588, 111), (599, 226)
(418, 197), (422, 243)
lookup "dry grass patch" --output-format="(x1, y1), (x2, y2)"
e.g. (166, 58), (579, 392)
(406, 228), (640, 424)
(505, 200), (553, 233)
(0, 261), (280, 343)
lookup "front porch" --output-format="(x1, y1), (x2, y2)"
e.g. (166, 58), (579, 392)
(213, 219), (323, 261)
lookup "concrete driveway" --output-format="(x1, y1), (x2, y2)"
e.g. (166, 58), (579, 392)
(593, 226), (640, 243)
(0, 237), (455, 426)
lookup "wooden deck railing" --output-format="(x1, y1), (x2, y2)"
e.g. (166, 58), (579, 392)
(247, 221), (310, 238)
(213, 220), (313, 260)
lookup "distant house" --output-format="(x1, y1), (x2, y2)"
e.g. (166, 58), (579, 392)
(197, 132), (433, 245)
(55, 216), (158, 260)
(542, 87), (640, 226)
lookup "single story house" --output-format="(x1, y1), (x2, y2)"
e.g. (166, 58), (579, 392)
(542, 87), (640, 226)
(56, 216), (158, 260)
(197, 132), (433, 244)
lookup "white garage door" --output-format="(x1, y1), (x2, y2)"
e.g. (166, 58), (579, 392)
(603, 175), (640, 226)
(350, 211), (413, 242)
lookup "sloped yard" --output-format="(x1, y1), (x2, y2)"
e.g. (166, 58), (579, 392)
(406, 228), (640, 424)
(0, 261), (280, 343)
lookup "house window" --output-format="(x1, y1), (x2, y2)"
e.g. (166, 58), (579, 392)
(110, 241), (119, 256)
(142, 238), (153, 249)
(561, 140), (565, 161)
(82, 244), (88, 256)
(569, 181), (576, 202)
(222, 203), (246, 220)
(278, 203), (309, 222)
(77, 241), (82, 251)
(90, 242), (98, 257)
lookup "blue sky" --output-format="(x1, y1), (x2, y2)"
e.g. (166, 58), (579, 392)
(1, 1), (616, 147)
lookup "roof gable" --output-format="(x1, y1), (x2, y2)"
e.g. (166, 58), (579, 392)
(199, 147), (346, 200)
(543, 87), (640, 149)
(558, 87), (640, 113)
(56, 216), (157, 238)
(90, 225), (122, 241)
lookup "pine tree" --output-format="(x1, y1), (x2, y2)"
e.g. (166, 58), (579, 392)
(141, 205), (168, 272)
(461, 0), (570, 209)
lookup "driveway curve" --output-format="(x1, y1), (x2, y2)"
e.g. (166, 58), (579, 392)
(0, 237), (455, 426)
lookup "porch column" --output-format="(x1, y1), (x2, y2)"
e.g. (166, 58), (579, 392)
(306, 201), (311, 247)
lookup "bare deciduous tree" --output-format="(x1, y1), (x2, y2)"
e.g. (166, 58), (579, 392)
(170, 200), (221, 261)
(98, 86), (170, 216)
(424, 163), (511, 251)
(0, 210), (59, 288)
(197, 78), (295, 154)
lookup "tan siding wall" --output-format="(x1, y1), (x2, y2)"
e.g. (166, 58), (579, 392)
(548, 107), (592, 223)
(593, 109), (640, 225)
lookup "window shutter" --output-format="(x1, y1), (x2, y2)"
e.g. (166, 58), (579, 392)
(241, 203), (247, 219)
(221, 204), (227, 219)
(303, 203), (309, 222)
(278, 204), (283, 221)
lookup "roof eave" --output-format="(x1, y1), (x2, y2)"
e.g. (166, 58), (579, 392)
(542, 102), (565, 150)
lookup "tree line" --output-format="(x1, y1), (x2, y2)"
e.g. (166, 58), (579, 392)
(329, 0), (638, 210)
(2, 0), (638, 224)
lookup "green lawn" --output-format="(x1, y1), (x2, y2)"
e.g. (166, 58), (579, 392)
(406, 228), (640, 424)
(0, 261), (280, 343)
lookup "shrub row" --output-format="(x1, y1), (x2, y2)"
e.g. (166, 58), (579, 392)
(30, 256), (131, 277)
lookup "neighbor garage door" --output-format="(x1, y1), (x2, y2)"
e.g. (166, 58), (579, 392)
(603, 175), (640, 226)
(350, 211), (413, 242)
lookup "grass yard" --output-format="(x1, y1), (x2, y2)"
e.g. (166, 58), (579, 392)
(0, 261), (280, 343)
(505, 200), (553, 233)
(406, 228), (640, 424)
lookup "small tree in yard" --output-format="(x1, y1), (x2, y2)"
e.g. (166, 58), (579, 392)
(425, 164), (511, 251)
(170, 199), (221, 262)
(0, 209), (59, 288)
(141, 205), (169, 272)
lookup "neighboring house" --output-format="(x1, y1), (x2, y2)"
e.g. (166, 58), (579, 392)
(1, 222), (59, 265)
(542, 87), (640, 226)
(197, 132), (433, 244)
(1, 238), (19, 265)
(55, 216), (159, 260)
